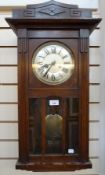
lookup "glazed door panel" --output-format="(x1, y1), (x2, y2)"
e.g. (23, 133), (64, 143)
(29, 97), (80, 156)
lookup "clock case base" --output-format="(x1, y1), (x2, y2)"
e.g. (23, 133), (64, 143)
(16, 160), (92, 172)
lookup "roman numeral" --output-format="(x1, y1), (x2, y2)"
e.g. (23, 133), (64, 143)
(46, 74), (49, 79)
(38, 55), (46, 59)
(62, 68), (69, 73)
(51, 46), (56, 53)
(51, 74), (55, 81)
(58, 49), (62, 56)
(44, 49), (50, 55)
(58, 73), (63, 78)
(38, 66), (45, 74)
(62, 55), (68, 59)
(64, 62), (70, 64)
(37, 62), (43, 65)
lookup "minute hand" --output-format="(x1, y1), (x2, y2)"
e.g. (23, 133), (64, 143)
(43, 61), (56, 77)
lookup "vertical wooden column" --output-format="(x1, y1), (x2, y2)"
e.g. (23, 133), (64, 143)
(17, 29), (29, 163)
(79, 29), (90, 161)
(62, 98), (67, 154)
(41, 98), (46, 155)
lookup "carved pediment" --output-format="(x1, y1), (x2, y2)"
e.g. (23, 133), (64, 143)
(12, 0), (92, 19)
(27, 0), (78, 9)
(6, 0), (101, 35)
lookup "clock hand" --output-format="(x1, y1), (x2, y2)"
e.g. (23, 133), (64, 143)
(38, 63), (50, 73)
(42, 61), (56, 68)
(40, 63), (49, 69)
(43, 61), (56, 77)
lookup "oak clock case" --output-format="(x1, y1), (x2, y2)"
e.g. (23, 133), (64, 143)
(6, 0), (101, 172)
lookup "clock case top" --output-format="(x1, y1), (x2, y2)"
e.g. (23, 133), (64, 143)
(6, 0), (101, 32)
(6, 0), (101, 172)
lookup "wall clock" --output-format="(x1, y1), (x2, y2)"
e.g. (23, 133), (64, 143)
(6, 0), (101, 172)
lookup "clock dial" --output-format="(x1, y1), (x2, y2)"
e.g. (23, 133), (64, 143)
(32, 42), (75, 85)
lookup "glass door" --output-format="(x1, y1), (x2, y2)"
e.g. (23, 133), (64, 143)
(29, 97), (79, 155)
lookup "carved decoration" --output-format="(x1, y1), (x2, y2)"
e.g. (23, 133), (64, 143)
(80, 29), (89, 53)
(27, 0), (78, 10)
(18, 38), (27, 54)
(11, 0), (92, 19)
(38, 5), (65, 16)
(70, 9), (81, 17)
(18, 29), (27, 54)
(80, 38), (88, 53)
(24, 9), (35, 17)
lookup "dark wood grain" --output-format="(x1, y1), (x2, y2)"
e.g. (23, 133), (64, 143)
(6, 0), (101, 172)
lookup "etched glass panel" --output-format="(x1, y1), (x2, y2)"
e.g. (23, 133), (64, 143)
(29, 98), (41, 154)
(67, 97), (79, 154)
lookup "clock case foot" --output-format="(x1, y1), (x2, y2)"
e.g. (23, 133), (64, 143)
(16, 160), (92, 172)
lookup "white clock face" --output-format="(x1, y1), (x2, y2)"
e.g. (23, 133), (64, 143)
(32, 42), (75, 85)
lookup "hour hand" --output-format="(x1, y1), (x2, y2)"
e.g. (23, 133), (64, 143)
(38, 63), (49, 72)
(40, 64), (49, 69)
(43, 61), (56, 77)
